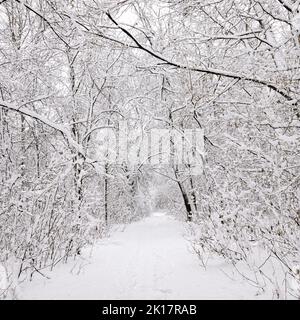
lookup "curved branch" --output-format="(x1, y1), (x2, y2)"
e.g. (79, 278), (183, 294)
(105, 12), (296, 102)
(0, 100), (85, 157)
(0, 100), (115, 177)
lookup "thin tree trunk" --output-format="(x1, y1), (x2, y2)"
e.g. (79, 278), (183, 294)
(174, 166), (193, 222)
(104, 163), (108, 225)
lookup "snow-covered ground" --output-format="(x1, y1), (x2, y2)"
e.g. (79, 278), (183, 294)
(18, 212), (271, 299)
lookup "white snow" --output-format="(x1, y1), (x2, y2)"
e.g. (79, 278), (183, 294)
(0, 264), (7, 293)
(18, 212), (271, 299)
(292, 13), (300, 32)
(291, 265), (300, 296)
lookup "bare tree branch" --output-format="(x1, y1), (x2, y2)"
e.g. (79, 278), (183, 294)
(277, 0), (293, 13)
(105, 12), (296, 102)
(0, 100), (85, 156)
(14, 0), (70, 47)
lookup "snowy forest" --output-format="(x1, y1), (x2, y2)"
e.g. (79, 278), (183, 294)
(0, 0), (299, 300)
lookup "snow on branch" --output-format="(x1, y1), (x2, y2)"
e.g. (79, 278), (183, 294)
(0, 100), (115, 177)
(0, 100), (85, 157)
(277, 0), (293, 13)
(105, 12), (297, 103)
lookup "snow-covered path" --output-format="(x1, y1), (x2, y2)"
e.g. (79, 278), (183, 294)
(19, 212), (261, 299)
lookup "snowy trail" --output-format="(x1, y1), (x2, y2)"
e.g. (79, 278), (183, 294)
(19, 212), (261, 299)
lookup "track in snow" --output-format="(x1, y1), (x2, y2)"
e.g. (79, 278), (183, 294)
(19, 212), (261, 299)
